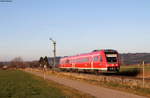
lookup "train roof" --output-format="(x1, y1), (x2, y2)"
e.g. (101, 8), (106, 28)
(61, 49), (118, 60)
(92, 49), (117, 52)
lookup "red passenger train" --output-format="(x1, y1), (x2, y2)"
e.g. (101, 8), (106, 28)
(59, 49), (120, 72)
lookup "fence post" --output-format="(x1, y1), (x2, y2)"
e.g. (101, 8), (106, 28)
(43, 65), (46, 80)
(142, 61), (145, 87)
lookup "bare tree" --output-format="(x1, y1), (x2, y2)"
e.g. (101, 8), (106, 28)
(44, 56), (49, 67)
(11, 57), (24, 68)
(39, 57), (44, 67)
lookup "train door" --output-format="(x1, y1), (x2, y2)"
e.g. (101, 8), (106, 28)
(90, 56), (94, 69)
(93, 55), (100, 69)
(99, 55), (103, 66)
(84, 57), (90, 69)
(100, 53), (108, 70)
(65, 59), (71, 68)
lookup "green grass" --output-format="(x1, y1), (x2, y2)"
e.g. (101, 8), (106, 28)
(0, 70), (64, 98)
(120, 64), (150, 72)
(118, 65), (150, 77)
(0, 70), (93, 98)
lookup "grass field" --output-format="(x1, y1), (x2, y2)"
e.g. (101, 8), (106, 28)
(120, 64), (150, 71)
(119, 65), (150, 77)
(0, 70), (93, 98)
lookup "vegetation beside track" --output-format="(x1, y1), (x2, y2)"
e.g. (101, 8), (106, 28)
(57, 71), (150, 97)
(119, 65), (150, 78)
(30, 66), (150, 97)
(0, 69), (94, 98)
(120, 64), (150, 71)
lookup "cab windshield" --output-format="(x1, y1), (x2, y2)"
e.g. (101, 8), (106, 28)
(106, 57), (117, 62)
(105, 51), (118, 63)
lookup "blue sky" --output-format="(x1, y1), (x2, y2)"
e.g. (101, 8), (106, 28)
(0, 0), (150, 61)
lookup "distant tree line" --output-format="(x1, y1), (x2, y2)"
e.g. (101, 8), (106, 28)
(0, 56), (62, 70)
(0, 57), (40, 69)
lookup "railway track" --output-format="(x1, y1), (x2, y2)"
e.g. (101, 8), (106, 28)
(52, 68), (150, 82)
(28, 68), (150, 88)
(102, 73), (150, 81)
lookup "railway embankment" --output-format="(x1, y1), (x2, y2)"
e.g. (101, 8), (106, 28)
(24, 68), (150, 97)
(62, 72), (150, 88)
(32, 68), (150, 88)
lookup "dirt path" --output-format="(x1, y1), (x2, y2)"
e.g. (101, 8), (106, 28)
(25, 70), (146, 98)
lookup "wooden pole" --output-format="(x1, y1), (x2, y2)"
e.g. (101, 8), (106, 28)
(142, 61), (145, 87)
(43, 65), (46, 80)
(53, 42), (56, 68)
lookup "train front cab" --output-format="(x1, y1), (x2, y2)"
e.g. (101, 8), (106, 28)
(104, 50), (120, 72)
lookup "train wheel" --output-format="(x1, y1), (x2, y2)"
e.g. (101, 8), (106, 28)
(94, 70), (99, 75)
(115, 68), (120, 73)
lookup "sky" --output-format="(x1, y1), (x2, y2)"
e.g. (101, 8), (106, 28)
(0, 0), (150, 61)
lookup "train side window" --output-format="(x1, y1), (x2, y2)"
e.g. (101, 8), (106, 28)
(83, 58), (89, 62)
(71, 59), (74, 63)
(61, 61), (63, 64)
(100, 56), (103, 62)
(60, 61), (63, 64)
(72, 59), (74, 63)
(93, 56), (99, 62)
(86, 58), (89, 62)
(80, 58), (84, 63)
(74, 59), (77, 63)
(76, 59), (80, 63)
(65, 59), (70, 64)
(82, 58), (85, 62)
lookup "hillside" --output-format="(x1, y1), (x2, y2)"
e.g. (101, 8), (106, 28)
(120, 53), (150, 65)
